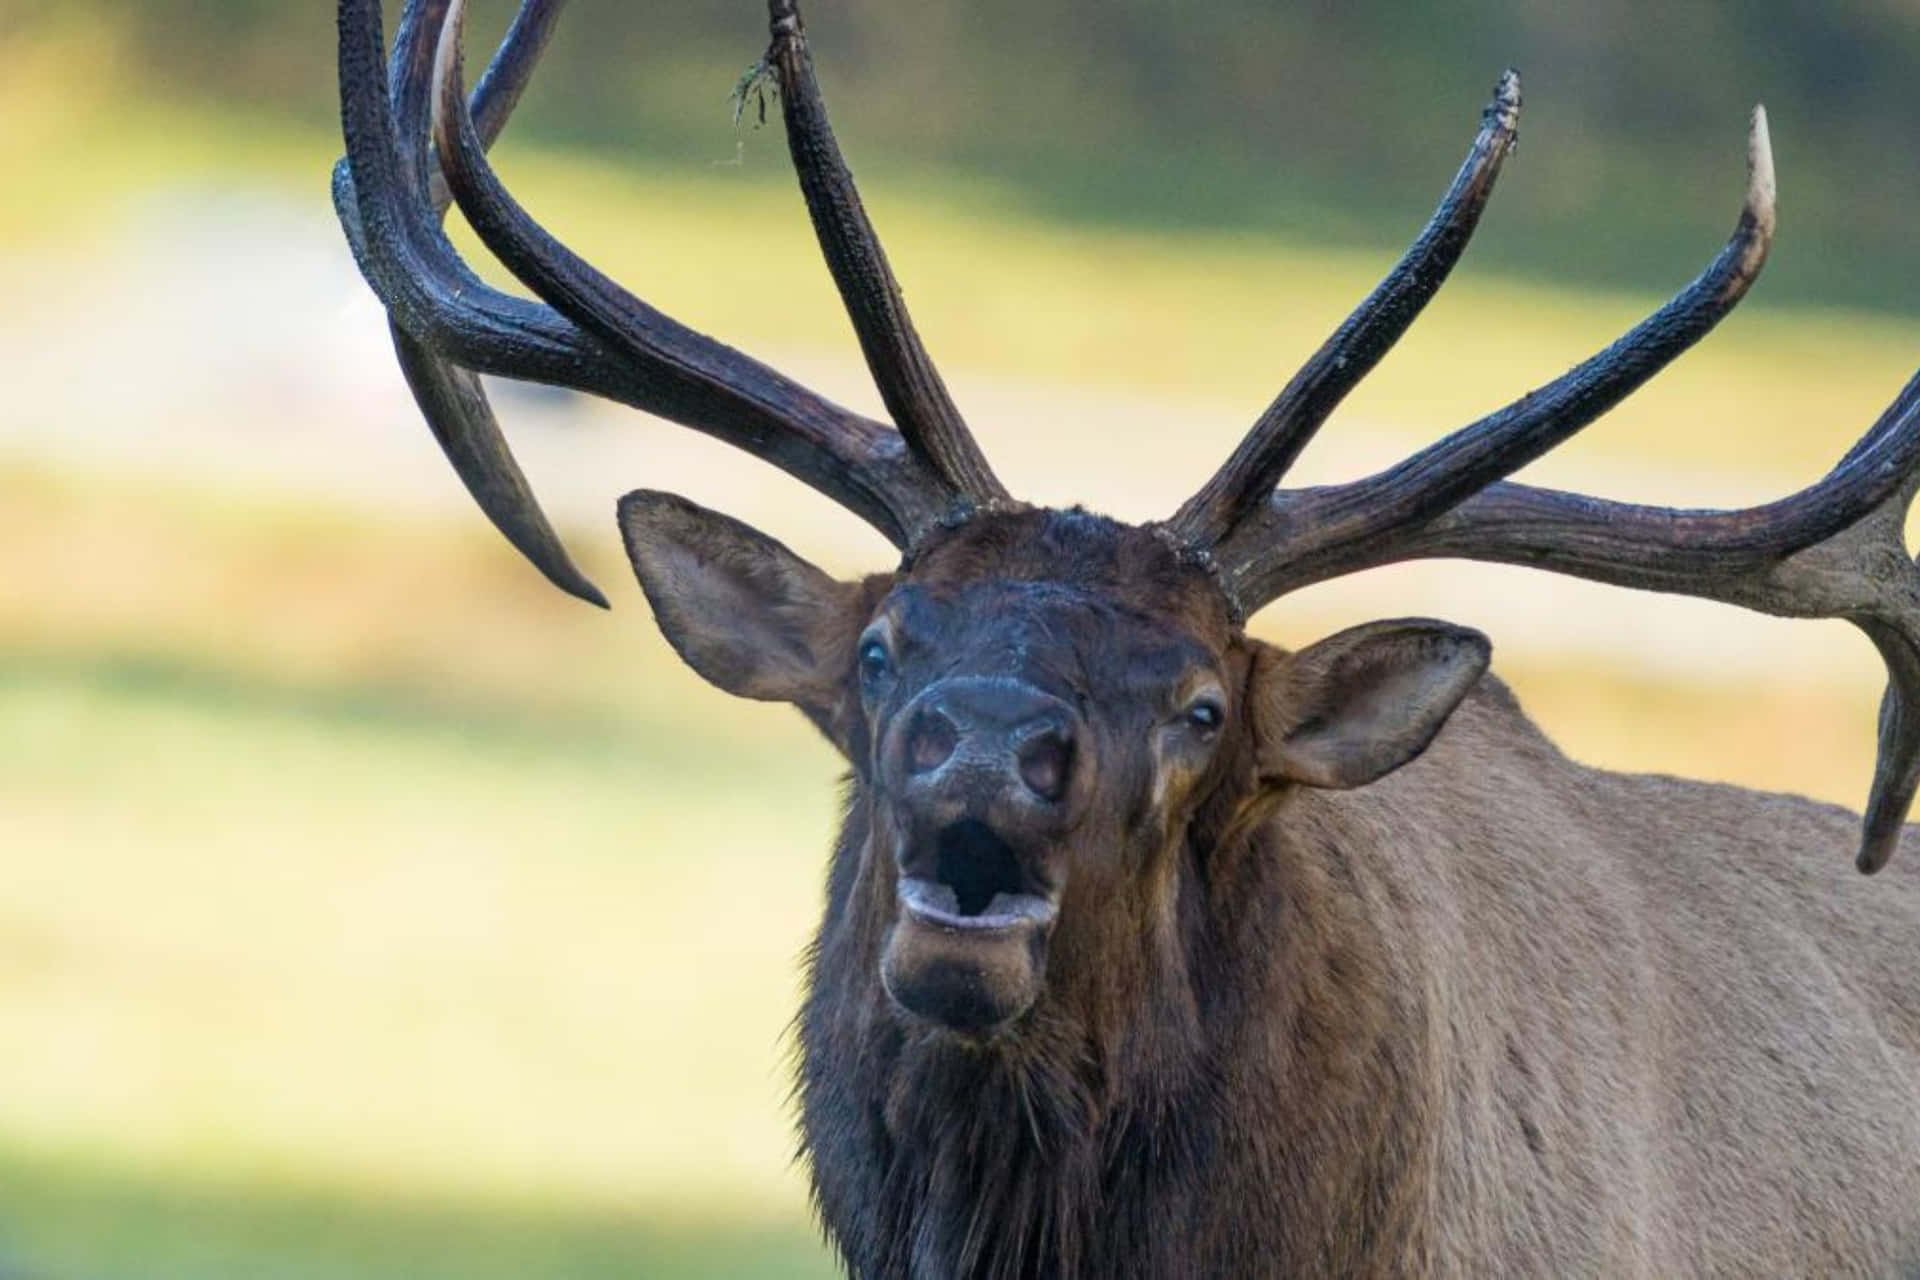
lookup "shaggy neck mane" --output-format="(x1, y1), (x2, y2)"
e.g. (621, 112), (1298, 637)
(798, 781), (1432, 1279)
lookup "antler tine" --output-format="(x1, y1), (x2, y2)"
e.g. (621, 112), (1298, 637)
(335, 0), (961, 601)
(378, 0), (610, 605)
(1168, 71), (1523, 549)
(428, 0), (567, 212)
(763, 1), (1007, 507)
(1215, 107), (1777, 612)
(1235, 367), (1920, 602)
(337, 0), (608, 604)
(388, 0), (570, 208)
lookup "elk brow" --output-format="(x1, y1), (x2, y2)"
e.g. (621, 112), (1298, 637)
(1111, 640), (1219, 708)
(873, 586), (951, 660)
(935, 820), (1028, 917)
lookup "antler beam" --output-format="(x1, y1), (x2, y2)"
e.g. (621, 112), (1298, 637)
(335, 0), (605, 603)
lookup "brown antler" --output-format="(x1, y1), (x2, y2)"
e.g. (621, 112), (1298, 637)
(1182, 106), (1920, 872)
(1202, 110), (1775, 603)
(763, 0), (1008, 506)
(334, 0), (604, 603)
(1167, 70), (1524, 548)
(333, 0), (999, 605)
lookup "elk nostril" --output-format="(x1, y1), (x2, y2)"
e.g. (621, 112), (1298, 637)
(1016, 727), (1074, 802)
(907, 709), (959, 775)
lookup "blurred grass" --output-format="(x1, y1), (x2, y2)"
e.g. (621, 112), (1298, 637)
(0, 16), (321, 247)
(0, 1149), (836, 1280)
(0, 468), (847, 1272)
(0, 474), (844, 1212)
(25, 0), (1920, 313)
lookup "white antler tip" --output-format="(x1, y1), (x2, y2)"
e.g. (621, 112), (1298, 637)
(429, 0), (470, 141)
(1746, 104), (1776, 228)
(1490, 68), (1522, 130)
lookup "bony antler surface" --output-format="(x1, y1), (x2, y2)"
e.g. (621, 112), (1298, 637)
(334, 0), (604, 604)
(1202, 106), (1779, 611)
(762, 0), (1007, 506)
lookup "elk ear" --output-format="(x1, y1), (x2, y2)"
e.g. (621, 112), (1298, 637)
(618, 491), (865, 719)
(1251, 618), (1491, 790)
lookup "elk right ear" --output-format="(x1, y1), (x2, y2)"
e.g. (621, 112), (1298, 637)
(1250, 618), (1491, 790)
(618, 491), (866, 724)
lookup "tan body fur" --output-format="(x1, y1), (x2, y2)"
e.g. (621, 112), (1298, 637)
(1261, 677), (1920, 1274)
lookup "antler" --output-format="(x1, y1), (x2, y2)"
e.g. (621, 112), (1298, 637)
(332, 0), (1002, 606)
(1205, 110), (1775, 602)
(763, 0), (1008, 505)
(340, 5), (1920, 870)
(1177, 104), (1920, 872)
(1167, 70), (1524, 548)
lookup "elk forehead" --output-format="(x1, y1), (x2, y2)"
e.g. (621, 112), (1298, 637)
(900, 508), (1237, 646)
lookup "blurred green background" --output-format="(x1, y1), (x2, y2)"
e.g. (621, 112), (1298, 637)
(2, 1), (1918, 1276)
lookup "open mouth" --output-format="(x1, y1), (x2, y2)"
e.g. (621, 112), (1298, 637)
(896, 819), (1057, 933)
(884, 818), (1058, 1034)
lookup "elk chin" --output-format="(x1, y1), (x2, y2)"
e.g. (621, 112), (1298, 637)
(881, 877), (1057, 1038)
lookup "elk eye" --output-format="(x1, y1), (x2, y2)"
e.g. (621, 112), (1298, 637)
(1185, 698), (1224, 735)
(858, 637), (893, 688)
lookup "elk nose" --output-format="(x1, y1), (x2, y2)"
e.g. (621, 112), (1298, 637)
(905, 707), (961, 775)
(1015, 724), (1073, 803)
(898, 679), (1079, 806)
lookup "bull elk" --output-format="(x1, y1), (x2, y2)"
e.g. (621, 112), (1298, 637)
(333, 0), (1920, 1274)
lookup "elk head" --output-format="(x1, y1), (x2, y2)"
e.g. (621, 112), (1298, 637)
(336, 0), (1920, 1043)
(617, 494), (1493, 1035)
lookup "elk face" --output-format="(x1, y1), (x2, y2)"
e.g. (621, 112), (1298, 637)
(851, 516), (1238, 1038)
(621, 496), (1491, 1041)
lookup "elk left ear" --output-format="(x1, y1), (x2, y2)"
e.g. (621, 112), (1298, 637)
(618, 490), (866, 725)
(1251, 618), (1491, 790)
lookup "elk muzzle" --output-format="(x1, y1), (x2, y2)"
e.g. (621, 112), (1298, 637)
(879, 678), (1082, 1035)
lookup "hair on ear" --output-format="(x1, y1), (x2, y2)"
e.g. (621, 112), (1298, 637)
(1254, 618), (1491, 790)
(618, 490), (865, 711)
